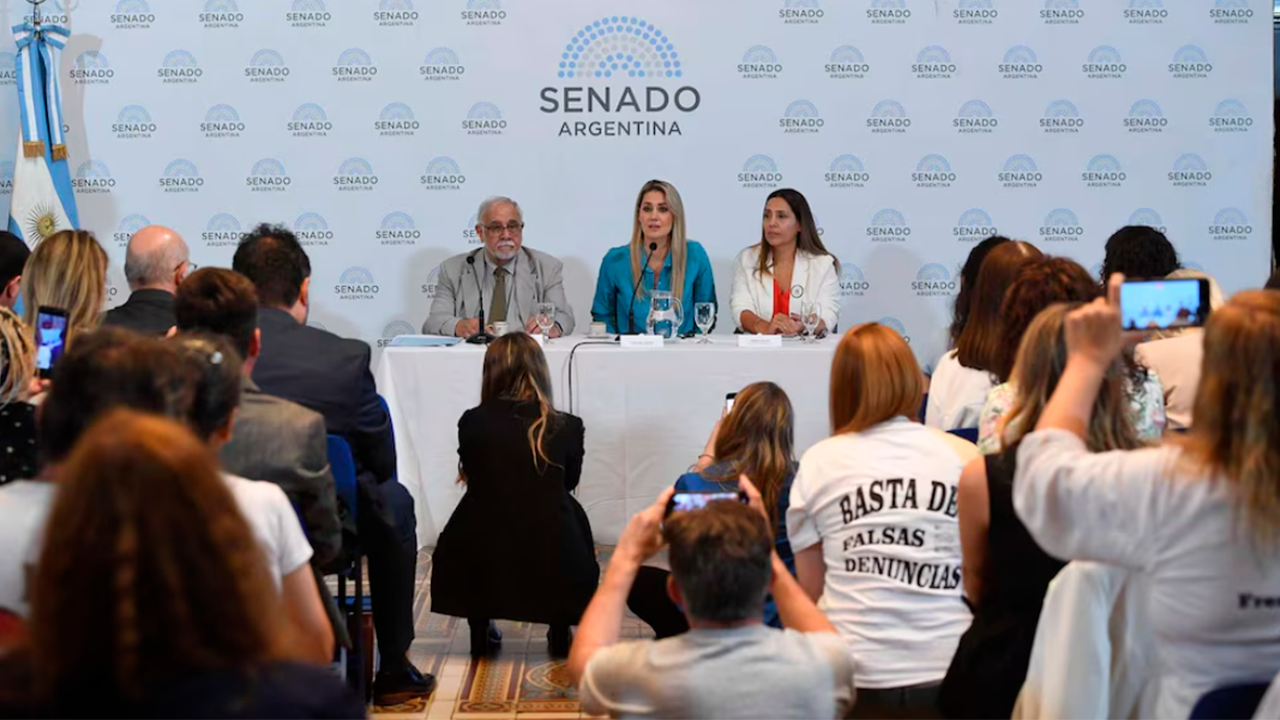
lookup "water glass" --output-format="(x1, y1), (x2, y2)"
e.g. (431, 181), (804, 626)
(801, 301), (821, 343)
(535, 302), (556, 343)
(694, 302), (714, 343)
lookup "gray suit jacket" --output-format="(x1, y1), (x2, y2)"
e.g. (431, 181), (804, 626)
(422, 247), (576, 336)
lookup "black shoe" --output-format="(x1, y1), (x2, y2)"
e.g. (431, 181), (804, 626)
(469, 618), (502, 659)
(548, 626), (573, 659)
(487, 620), (503, 645)
(373, 663), (437, 707)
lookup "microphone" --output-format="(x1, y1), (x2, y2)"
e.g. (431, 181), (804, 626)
(627, 242), (659, 335)
(465, 253), (495, 345)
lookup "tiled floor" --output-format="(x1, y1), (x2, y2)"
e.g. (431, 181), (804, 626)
(369, 546), (651, 720)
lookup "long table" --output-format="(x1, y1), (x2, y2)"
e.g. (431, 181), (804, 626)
(376, 337), (839, 548)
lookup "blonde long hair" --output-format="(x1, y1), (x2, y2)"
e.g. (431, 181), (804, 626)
(629, 180), (689, 302)
(704, 382), (795, 534)
(480, 333), (559, 471)
(21, 230), (107, 349)
(0, 307), (34, 405)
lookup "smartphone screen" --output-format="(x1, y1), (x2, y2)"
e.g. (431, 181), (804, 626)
(725, 392), (737, 413)
(666, 491), (746, 517)
(1120, 278), (1210, 331)
(35, 307), (69, 378)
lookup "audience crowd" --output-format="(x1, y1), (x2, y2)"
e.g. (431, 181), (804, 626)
(0, 215), (1276, 720)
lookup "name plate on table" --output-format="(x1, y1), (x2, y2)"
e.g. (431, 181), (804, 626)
(529, 333), (545, 348)
(620, 335), (664, 349)
(738, 334), (783, 348)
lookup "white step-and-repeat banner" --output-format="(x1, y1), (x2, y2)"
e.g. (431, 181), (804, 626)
(0, 0), (1272, 370)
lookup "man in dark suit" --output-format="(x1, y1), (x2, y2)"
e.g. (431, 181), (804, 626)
(232, 224), (432, 706)
(102, 225), (190, 335)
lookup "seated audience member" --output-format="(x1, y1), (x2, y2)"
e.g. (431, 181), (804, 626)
(1132, 268), (1226, 431)
(1014, 282), (1280, 719)
(628, 381), (798, 637)
(730, 189), (839, 336)
(0, 308), (38, 485)
(102, 225), (191, 335)
(20, 229), (107, 349)
(2, 410), (363, 719)
(945, 236), (1009, 353)
(976, 258), (1165, 452)
(789, 322), (978, 718)
(169, 333), (333, 664)
(422, 196), (575, 337)
(233, 224), (431, 704)
(1098, 225), (1180, 283)
(569, 484), (856, 720)
(939, 303), (1145, 719)
(0, 231), (30, 310)
(431, 333), (596, 658)
(926, 240), (1043, 430)
(174, 267), (341, 570)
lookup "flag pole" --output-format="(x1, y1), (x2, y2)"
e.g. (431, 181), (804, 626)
(27, 0), (42, 37)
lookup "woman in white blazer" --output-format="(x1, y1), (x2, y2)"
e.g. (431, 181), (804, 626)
(730, 189), (839, 335)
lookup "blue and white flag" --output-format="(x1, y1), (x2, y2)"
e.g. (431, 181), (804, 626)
(8, 22), (76, 246)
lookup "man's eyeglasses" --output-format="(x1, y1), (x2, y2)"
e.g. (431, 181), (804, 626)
(177, 260), (197, 279)
(482, 222), (525, 235)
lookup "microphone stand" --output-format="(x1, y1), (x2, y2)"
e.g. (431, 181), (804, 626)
(624, 242), (659, 336)
(464, 254), (495, 345)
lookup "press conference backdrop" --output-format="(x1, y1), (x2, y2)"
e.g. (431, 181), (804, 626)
(0, 0), (1272, 370)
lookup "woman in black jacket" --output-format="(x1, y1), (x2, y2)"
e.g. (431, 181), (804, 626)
(431, 333), (597, 658)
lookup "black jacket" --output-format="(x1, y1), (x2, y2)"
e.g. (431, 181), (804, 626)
(101, 289), (176, 336)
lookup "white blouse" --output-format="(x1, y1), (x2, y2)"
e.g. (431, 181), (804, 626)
(729, 245), (840, 331)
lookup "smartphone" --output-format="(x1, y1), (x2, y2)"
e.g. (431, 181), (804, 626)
(665, 491), (748, 517)
(725, 392), (737, 413)
(34, 306), (69, 379)
(1119, 278), (1211, 331)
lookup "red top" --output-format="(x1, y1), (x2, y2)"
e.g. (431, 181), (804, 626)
(772, 279), (791, 318)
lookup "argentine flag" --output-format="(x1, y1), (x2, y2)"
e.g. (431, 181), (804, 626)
(8, 22), (77, 247)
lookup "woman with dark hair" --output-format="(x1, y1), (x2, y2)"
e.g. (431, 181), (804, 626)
(431, 333), (596, 658)
(1099, 225), (1180, 282)
(730, 189), (839, 335)
(948, 235), (1010, 349)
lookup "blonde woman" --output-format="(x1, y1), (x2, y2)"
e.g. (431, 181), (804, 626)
(1133, 268), (1226, 430)
(20, 230), (108, 349)
(1014, 281), (1280, 719)
(940, 303), (1144, 718)
(0, 308), (37, 484)
(591, 179), (717, 335)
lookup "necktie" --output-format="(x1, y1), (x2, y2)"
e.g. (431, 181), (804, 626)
(490, 266), (507, 323)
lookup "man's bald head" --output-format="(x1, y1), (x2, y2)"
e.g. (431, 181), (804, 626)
(124, 225), (190, 292)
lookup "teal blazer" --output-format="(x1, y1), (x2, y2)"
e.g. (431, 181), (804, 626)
(590, 241), (717, 335)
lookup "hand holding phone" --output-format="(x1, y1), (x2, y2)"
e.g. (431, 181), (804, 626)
(1119, 278), (1211, 332)
(665, 490), (749, 518)
(34, 307), (69, 379)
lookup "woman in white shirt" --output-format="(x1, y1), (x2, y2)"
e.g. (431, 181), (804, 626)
(1015, 281), (1280, 719)
(787, 322), (978, 718)
(730, 189), (838, 336)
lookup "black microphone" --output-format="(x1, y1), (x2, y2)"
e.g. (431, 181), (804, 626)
(627, 242), (659, 335)
(465, 253), (494, 345)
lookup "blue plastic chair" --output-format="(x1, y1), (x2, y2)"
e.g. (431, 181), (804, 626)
(1189, 682), (1269, 719)
(326, 434), (369, 697)
(948, 427), (979, 444)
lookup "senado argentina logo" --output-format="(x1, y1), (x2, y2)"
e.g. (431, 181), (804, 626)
(913, 46), (955, 79)
(877, 317), (910, 344)
(1083, 46), (1125, 79)
(780, 100), (822, 134)
(868, 100), (909, 134)
(114, 105), (156, 139)
(1082, 155), (1125, 187)
(336, 268), (379, 301)
(1041, 0), (1082, 24)
(112, 0), (155, 29)
(1041, 100), (1083, 134)
(201, 0), (242, 28)
(334, 158), (378, 192)
(246, 49), (289, 83)
(826, 45), (869, 80)
(0, 52), (15, 85)
(740, 45), (781, 80)
(288, 0), (331, 28)
(0, 162), (14, 195)
(912, 154), (955, 188)
(868, 0), (910, 25)
(246, 159), (291, 193)
(464, 102), (506, 136)
(739, 155), (782, 190)
(463, 0), (505, 26)
(203, 213), (244, 248)
(463, 213), (481, 244)
(377, 103), (418, 137)
(72, 51), (114, 85)
(376, 0), (419, 27)
(421, 266), (442, 297)
(422, 47), (465, 82)
(999, 155), (1041, 188)
(1040, 208), (1083, 242)
(1169, 154), (1211, 187)
(158, 50), (202, 84)
(1126, 0), (1166, 23)
(1125, 100), (1166, 134)
(953, 208), (998, 241)
(378, 321), (417, 349)
(826, 154), (869, 189)
(780, 0), (823, 25)
(202, 104), (244, 138)
(913, 263), (957, 297)
(73, 160), (116, 195)
(1129, 208), (1167, 233)
(867, 209), (910, 242)
(160, 160), (203, 194)
(334, 48), (377, 82)
(955, 0), (996, 24)
(421, 157), (465, 191)
(1000, 46), (1040, 79)
(290, 104), (331, 138)
(1169, 46), (1211, 79)
(378, 212), (421, 246)
(541, 16), (700, 139)
(839, 263), (869, 297)
(1209, 208), (1252, 242)
(1211, 0), (1252, 24)
(1211, 99), (1251, 133)
(294, 212), (333, 246)
(115, 214), (151, 248)
(955, 100), (996, 134)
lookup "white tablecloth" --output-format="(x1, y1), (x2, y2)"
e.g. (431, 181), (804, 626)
(376, 337), (838, 547)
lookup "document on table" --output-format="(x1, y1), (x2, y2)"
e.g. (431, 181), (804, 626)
(388, 335), (463, 348)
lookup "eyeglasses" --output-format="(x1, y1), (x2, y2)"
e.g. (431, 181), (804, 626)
(482, 222), (525, 235)
(177, 260), (197, 279)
